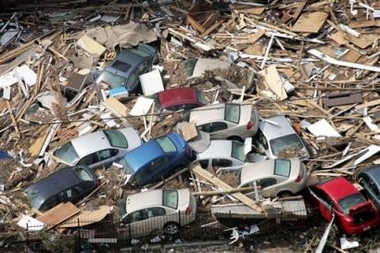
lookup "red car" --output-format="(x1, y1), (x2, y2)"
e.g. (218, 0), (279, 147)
(307, 177), (379, 235)
(151, 87), (208, 112)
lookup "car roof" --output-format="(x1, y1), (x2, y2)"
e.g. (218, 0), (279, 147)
(70, 131), (111, 158)
(259, 115), (296, 139)
(125, 188), (189, 213)
(25, 167), (82, 202)
(196, 140), (233, 160)
(157, 87), (200, 108)
(125, 189), (164, 213)
(362, 166), (380, 183)
(239, 159), (300, 186)
(106, 49), (146, 76)
(189, 103), (252, 124)
(124, 139), (164, 173)
(317, 177), (359, 200)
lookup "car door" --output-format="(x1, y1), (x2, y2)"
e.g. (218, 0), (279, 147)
(123, 209), (150, 238)
(258, 177), (278, 197)
(311, 188), (334, 221)
(77, 153), (99, 169)
(198, 122), (228, 139)
(94, 149), (119, 169)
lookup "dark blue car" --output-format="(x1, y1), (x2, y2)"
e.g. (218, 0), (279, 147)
(117, 132), (193, 186)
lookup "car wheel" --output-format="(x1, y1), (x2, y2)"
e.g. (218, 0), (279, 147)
(277, 191), (293, 198)
(227, 136), (243, 142)
(163, 222), (180, 235)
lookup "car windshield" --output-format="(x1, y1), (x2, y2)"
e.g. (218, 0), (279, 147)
(163, 189), (178, 209)
(274, 159), (291, 177)
(224, 104), (240, 124)
(129, 48), (151, 58)
(54, 142), (79, 165)
(156, 136), (177, 153)
(195, 89), (207, 105)
(270, 134), (303, 156)
(97, 70), (126, 89)
(74, 167), (93, 181)
(339, 193), (367, 215)
(184, 58), (198, 77)
(118, 198), (127, 219)
(104, 129), (128, 148)
(25, 187), (44, 210)
(231, 141), (246, 162)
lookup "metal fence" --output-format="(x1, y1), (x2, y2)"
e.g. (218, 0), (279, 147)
(0, 208), (310, 253)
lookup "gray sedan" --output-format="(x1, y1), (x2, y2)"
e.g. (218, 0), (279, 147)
(51, 127), (142, 171)
(358, 165), (380, 211)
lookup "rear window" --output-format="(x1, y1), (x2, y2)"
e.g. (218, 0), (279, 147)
(339, 193), (367, 215)
(111, 60), (131, 72)
(163, 189), (178, 209)
(274, 159), (291, 177)
(270, 134), (303, 155)
(156, 136), (177, 153)
(231, 141), (245, 162)
(25, 187), (44, 210)
(224, 104), (240, 124)
(104, 129), (128, 148)
(54, 142), (79, 165)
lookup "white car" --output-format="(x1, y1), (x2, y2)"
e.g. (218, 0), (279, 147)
(238, 158), (308, 199)
(184, 103), (259, 141)
(51, 127), (142, 171)
(193, 139), (253, 172)
(253, 115), (311, 160)
(119, 188), (197, 238)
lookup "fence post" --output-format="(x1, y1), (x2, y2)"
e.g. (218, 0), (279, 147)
(77, 218), (81, 253)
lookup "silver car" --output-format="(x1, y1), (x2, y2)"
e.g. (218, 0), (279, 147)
(119, 188), (197, 238)
(238, 158), (308, 198)
(51, 127), (142, 171)
(193, 139), (252, 172)
(253, 115), (310, 160)
(184, 103), (259, 141)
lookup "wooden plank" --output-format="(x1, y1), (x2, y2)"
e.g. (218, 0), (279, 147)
(186, 15), (205, 34)
(101, 97), (131, 127)
(324, 92), (362, 107)
(291, 11), (328, 33)
(28, 126), (50, 157)
(37, 202), (81, 228)
(259, 65), (287, 100)
(191, 164), (263, 213)
(355, 98), (380, 110)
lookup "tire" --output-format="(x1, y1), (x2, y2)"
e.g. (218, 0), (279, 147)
(227, 136), (243, 142)
(163, 222), (180, 235)
(277, 191), (293, 198)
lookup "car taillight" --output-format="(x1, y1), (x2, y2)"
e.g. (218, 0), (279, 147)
(246, 122), (253, 130)
(295, 175), (302, 183)
(185, 207), (191, 215)
(96, 179), (101, 187)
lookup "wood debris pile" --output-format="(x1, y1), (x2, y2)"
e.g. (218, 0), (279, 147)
(0, 0), (380, 251)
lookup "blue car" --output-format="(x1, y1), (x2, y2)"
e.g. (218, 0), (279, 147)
(117, 132), (193, 186)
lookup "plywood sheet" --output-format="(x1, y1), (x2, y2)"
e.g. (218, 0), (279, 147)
(61, 205), (111, 228)
(37, 202), (81, 228)
(291, 11), (328, 33)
